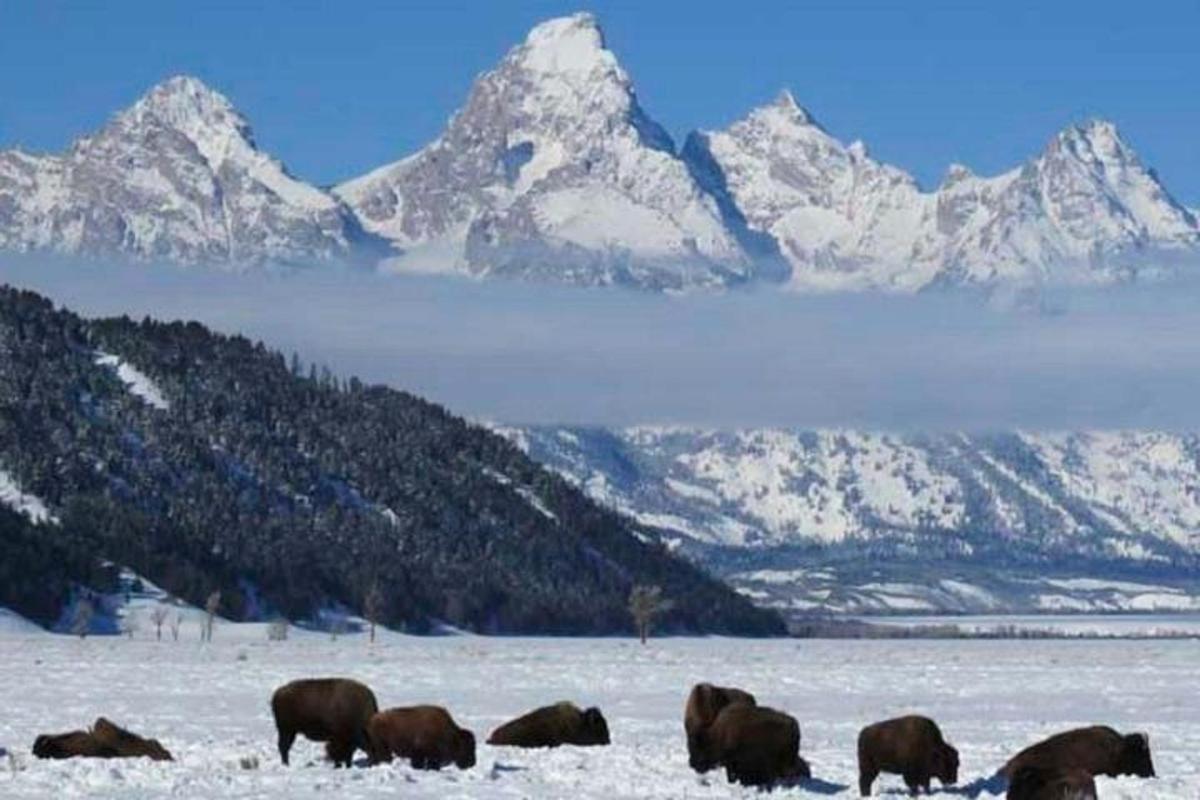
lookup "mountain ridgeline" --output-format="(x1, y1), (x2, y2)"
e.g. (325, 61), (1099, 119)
(0, 285), (783, 635)
(1, 13), (1196, 290)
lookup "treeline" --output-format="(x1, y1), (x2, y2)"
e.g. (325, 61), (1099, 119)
(0, 285), (782, 636)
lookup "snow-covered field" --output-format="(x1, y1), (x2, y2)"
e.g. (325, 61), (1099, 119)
(0, 634), (1195, 798)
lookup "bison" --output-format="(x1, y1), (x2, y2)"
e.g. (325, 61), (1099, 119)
(684, 683), (757, 773)
(270, 678), (379, 767)
(689, 703), (811, 787)
(91, 717), (173, 761)
(32, 718), (172, 761)
(32, 730), (116, 760)
(857, 714), (958, 796)
(487, 702), (610, 748)
(1001, 725), (1155, 781)
(367, 705), (476, 770)
(1007, 765), (1097, 800)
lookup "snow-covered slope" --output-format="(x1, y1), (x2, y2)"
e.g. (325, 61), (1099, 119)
(685, 99), (1199, 290)
(507, 427), (1200, 614)
(0, 76), (366, 267)
(335, 14), (760, 290)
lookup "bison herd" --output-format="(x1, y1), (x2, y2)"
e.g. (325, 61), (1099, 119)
(28, 677), (1158, 798)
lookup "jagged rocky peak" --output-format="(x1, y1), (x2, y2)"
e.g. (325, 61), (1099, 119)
(335, 13), (751, 290)
(0, 75), (364, 266)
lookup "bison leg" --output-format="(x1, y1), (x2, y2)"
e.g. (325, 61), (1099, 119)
(859, 767), (878, 796)
(328, 738), (354, 768)
(277, 728), (297, 766)
(903, 771), (923, 795)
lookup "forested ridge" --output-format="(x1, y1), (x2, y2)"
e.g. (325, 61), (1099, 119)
(0, 284), (783, 635)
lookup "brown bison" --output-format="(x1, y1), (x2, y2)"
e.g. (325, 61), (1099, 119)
(857, 714), (958, 796)
(1007, 766), (1097, 800)
(367, 706), (476, 770)
(684, 683), (757, 773)
(1001, 725), (1155, 780)
(689, 703), (811, 787)
(33, 730), (115, 760)
(487, 702), (610, 748)
(271, 678), (379, 767)
(32, 718), (172, 761)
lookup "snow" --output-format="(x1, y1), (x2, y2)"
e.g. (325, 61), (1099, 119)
(0, 608), (42, 634)
(0, 468), (55, 524)
(0, 635), (1195, 798)
(95, 352), (170, 410)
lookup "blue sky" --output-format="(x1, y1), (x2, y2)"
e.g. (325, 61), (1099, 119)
(1, 1), (1197, 203)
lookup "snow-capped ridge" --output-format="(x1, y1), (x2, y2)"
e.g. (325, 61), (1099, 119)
(0, 74), (364, 265)
(335, 12), (752, 289)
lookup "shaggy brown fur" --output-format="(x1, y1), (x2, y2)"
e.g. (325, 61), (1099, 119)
(487, 702), (610, 748)
(684, 683), (757, 773)
(690, 704), (811, 787)
(1001, 725), (1155, 780)
(1007, 766), (1098, 800)
(91, 717), (173, 761)
(270, 678), (379, 767)
(367, 706), (476, 770)
(857, 714), (958, 796)
(32, 718), (172, 761)
(32, 730), (115, 760)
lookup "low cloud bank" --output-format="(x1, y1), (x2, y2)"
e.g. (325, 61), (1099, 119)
(5, 257), (1200, 430)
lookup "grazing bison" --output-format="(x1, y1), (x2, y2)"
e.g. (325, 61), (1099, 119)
(1007, 766), (1097, 800)
(32, 718), (172, 761)
(689, 703), (811, 787)
(367, 706), (476, 770)
(487, 702), (610, 748)
(271, 678), (379, 767)
(857, 714), (958, 796)
(1001, 725), (1155, 780)
(684, 683), (757, 773)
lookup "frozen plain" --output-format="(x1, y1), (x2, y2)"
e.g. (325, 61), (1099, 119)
(0, 630), (1196, 798)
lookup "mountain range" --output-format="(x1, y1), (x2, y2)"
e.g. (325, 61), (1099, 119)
(2, 13), (1196, 290)
(505, 426), (1200, 617)
(0, 285), (780, 636)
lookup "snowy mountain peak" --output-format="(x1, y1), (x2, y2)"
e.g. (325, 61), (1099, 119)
(1048, 118), (1137, 169)
(771, 89), (816, 124)
(518, 12), (611, 75)
(334, 13), (751, 289)
(0, 76), (364, 266)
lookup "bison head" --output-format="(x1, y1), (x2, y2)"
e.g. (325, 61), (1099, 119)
(788, 754), (812, 781)
(934, 742), (959, 784)
(1120, 732), (1155, 778)
(32, 735), (63, 759)
(455, 729), (477, 769)
(687, 728), (718, 774)
(580, 707), (610, 746)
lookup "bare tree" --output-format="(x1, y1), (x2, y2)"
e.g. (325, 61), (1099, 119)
(170, 611), (183, 642)
(71, 598), (94, 639)
(203, 591), (221, 643)
(628, 584), (673, 645)
(364, 583), (384, 644)
(149, 606), (169, 641)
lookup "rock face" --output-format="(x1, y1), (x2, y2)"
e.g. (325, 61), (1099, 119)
(334, 13), (760, 290)
(0, 76), (366, 267)
(684, 99), (1199, 290)
(505, 426), (1200, 615)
